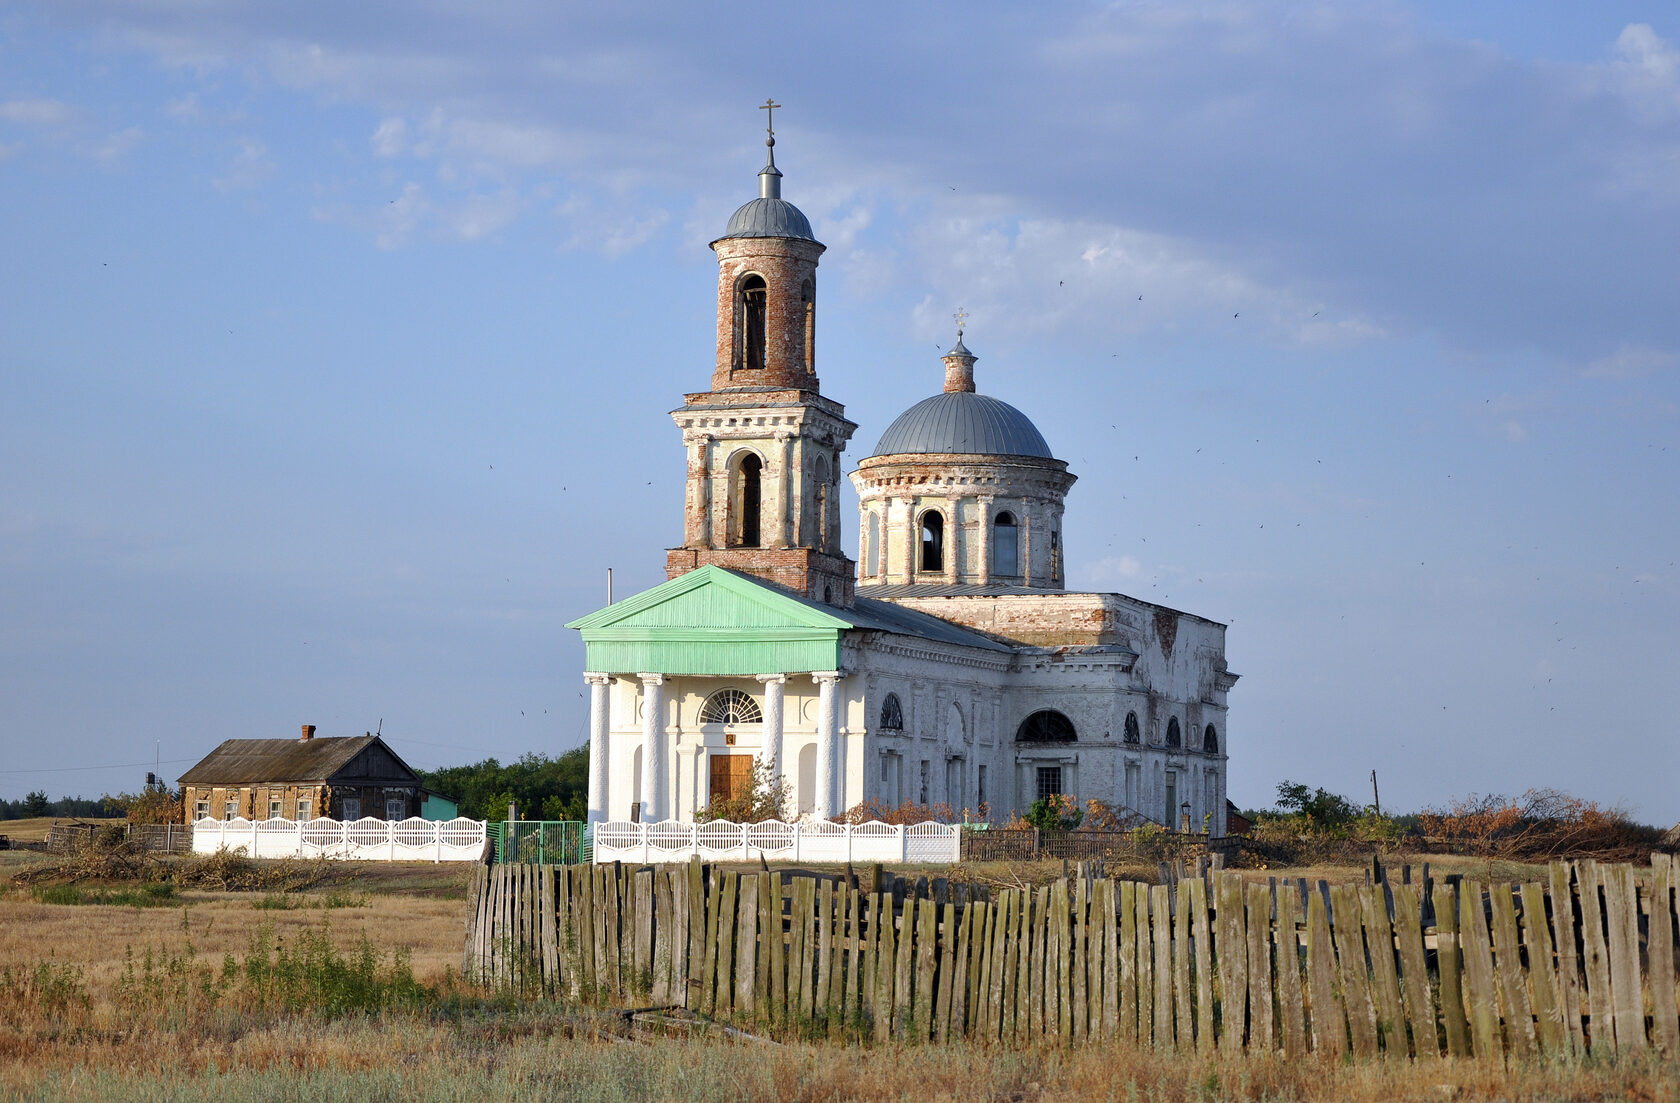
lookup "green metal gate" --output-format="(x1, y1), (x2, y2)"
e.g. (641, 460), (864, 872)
(491, 820), (589, 865)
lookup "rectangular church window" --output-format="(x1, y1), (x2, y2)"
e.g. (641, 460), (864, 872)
(1035, 767), (1061, 803)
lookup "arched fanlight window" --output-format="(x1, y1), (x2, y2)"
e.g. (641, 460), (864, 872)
(740, 274), (767, 373)
(699, 688), (762, 725)
(801, 278), (815, 373)
(1123, 711), (1140, 744)
(879, 693), (904, 731)
(1203, 723), (1219, 754)
(1016, 710), (1077, 743)
(732, 452), (762, 548)
(993, 511), (1019, 577)
(1166, 717), (1181, 749)
(920, 511), (944, 573)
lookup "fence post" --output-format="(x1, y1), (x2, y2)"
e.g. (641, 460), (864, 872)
(794, 820), (803, 864)
(846, 823), (854, 864)
(1033, 827), (1041, 861)
(252, 818), (259, 857)
(898, 824), (907, 863)
(641, 821), (651, 865)
(435, 820), (442, 864)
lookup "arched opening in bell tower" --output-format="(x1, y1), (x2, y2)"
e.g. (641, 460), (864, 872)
(801, 279), (814, 374)
(729, 452), (763, 548)
(739, 274), (768, 373)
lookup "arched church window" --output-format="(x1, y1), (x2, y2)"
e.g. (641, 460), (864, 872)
(1016, 710), (1077, 743)
(801, 279), (814, 374)
(879, 693), (904, 731)
(1123, 711), (1140, 744)
(1203, 724), (1219, 754)
(699, 688), (762, 726)
(993, 511), (1019, 577)
(920, 511), (944, 573)
(732, 452), (762, 547)
(866, 512), (879, 578)
(1166, 717), (1181, 749)
(740, 274), (768, 373)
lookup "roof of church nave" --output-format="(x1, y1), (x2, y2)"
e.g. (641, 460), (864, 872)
(869, 334), (1055, 460)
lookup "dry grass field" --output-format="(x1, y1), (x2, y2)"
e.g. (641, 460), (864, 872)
(2, 848), (1675, 1102)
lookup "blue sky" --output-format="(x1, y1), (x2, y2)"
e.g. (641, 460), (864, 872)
(2, 1), (1676, 823)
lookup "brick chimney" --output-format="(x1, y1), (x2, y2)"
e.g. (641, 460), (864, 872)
(300, 724), (316, 742)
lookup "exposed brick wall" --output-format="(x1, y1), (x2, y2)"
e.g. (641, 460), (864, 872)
(667, 545), (855, 606)
(711, 238), (825, 392)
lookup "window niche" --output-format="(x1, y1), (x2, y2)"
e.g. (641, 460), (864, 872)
(1016, 710), (1077, 743)
(1166, 717), (1181, 749)
(1123, 711), (1141, 744)
(993, 511), (1019, 577)
(739, 274), (768, 373)
(730, 451), (763, 548)
(920, 510), (945, 573)
(878, 693), (904, 731)
(1203, 724), (1219, 754)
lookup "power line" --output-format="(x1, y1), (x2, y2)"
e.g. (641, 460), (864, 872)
(0, 758), (196, 775)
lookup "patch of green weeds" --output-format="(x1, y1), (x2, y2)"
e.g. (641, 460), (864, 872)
(32, 882), (176, 907)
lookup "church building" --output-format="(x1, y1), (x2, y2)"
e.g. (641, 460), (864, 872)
(568, 120), (1237, 833)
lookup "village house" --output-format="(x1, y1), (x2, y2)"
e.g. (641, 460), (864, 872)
(179, 725), (425, 824)
(568, 120), (1236, 831)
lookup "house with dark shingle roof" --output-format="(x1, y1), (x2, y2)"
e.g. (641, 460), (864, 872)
(178, 724), (423, 824)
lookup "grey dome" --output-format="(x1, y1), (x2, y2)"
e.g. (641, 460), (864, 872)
(720, 196), (816, 242)
(871, 391), (1054, 459)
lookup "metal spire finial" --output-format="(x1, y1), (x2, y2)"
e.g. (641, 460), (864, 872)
(760, 98), (781, 166)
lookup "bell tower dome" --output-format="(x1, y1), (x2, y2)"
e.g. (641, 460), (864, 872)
(666, 104), (858, 606)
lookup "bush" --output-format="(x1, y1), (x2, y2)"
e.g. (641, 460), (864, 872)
(1024, 794), (1083, 834)
(694, 757), (792, 824)
(837, 799), (958, 826)
(1417, 788), (1660, 861)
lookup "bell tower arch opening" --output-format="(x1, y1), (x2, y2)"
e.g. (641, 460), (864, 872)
(729, 451), (763, 548)
(738, 274), (768, 374)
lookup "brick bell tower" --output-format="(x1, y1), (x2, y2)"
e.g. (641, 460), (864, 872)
(666, 103), (857, 606)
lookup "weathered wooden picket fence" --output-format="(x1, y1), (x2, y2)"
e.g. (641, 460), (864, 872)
(463, 854), (1680, 1055)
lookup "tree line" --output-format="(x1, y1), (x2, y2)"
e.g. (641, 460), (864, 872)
(415, 749), (588, 822)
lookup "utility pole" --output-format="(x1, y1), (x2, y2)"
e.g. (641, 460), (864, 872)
(1371, 769), (1381, 815)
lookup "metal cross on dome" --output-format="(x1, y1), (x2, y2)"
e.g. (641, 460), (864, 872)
(953, 307), (969, 339)
(760, 98), (781, 141)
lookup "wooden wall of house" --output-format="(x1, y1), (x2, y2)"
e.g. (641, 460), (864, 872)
(183, 784), (417, 823)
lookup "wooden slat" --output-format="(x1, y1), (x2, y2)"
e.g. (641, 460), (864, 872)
(1215, 874), (1245, 1047)
(1245, 880), (1274, 1053)
(936, 900), (957, 1043)
(593, 867), (612, 1000)
(648, 870), (670, 1004)
(1274, 878), (1307, 1058)
(1003, 890), (1023, 1043)
(544, 865), (561, 995)
(800, 877), (820, 1021)
(1102, 880), (1121, 1042)
(951, 896), (972, 1039)
(736, 873), (759, 1016)
(579, 865), (598, 998)
(989, 890), (1011, 1040)
(913, 898), (938, 1040)
(844, 888), (862, 1032)
(1015, 889), (1035, 1044)
(1052, 879), (1071, 1043)
(1648, 856), (1680, 1055)
(1305, 888), (1345, 1056)
(631, 868), (652, 997)
(1135, 879), (1154, 1046)
(685, 860), (705, 1010)
(1577, 860), (1615, 1052)
(874, 890), (895, 1041)
(1602, 863), (1645, 1050)
(1488, 882), (1535, 1057)
(814, 879), (834, 1028)
(1119, 880), (1138, 1043)
(1518, 881), (1563, 1054)
(1151, 883), (1173, 1051)
(1435, 879), (1469, 1057)
(861, 890), (879, 1036)
(1548, 861), (1585, 1055)
(1458, 880), (1502, 1060)
(1390, 882), (1436, 1060)
(1088, 880), (1105, 1038)
(894, 891), (914, 1039)
(1360, 881), (1405, 1056)
(972, 894), (993, 1038)
(698, 868), (720, 1016)
(1188, 877), (1215, 1053)
(1330, 883), (1378, 1058)
(717, 872), (740, 1016)
(1174, 880), (1194, 1049)
(1072, 876), (1089, 1044)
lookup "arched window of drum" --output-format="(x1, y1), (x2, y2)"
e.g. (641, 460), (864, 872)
(1203, 723), (1219, 754)
(993, 511), (1019, 577)
(732, 452), (762, 548)
(699, 688), (762, 725)
(866, 511), (880, 577)
(739, 274), (768, 373)
(920, 510), (944, 573)
(801, 279), (815, 373)
(1123, 711), (1140, 744)
(879, 693), (904, 731)
(1015, 709), (1077, 743)
(1166, 717), (1181, 749)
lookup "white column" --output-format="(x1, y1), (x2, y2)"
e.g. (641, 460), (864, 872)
(638, 673), (666, 822)
(584, 672), (612, 824)
(813, 671), (842, 820)
(773, 431), (794, 547)
(755, 673), (786, 789)
(976, 495), (993, 586)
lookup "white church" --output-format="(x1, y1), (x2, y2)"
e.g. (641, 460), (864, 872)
(569, 123), (1237, 833)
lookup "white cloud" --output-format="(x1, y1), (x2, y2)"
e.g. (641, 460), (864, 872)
(87, 125), (143, 162)
(212, 137), (273, 191)
(1502, 420), (1528, 443)
(1070, 554), (1144, 591)
(1583, 344), (1679, 379)
(0, 98), (77, 126)
(164, 93), (200, 121)
(376, 181), (427, 249)
(1607, 24), (1680, 123)
(371, 116), (407, 157)
(449, 188), (519, 241)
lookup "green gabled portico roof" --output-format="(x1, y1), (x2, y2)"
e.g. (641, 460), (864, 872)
(565, 565), (849, 676)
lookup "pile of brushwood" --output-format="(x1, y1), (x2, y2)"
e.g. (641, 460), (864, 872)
(10, 832), (339, 893)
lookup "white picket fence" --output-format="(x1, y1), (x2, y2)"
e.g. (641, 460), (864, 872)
(191, 816), (488, 862)
(591, 819), (961, 865)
